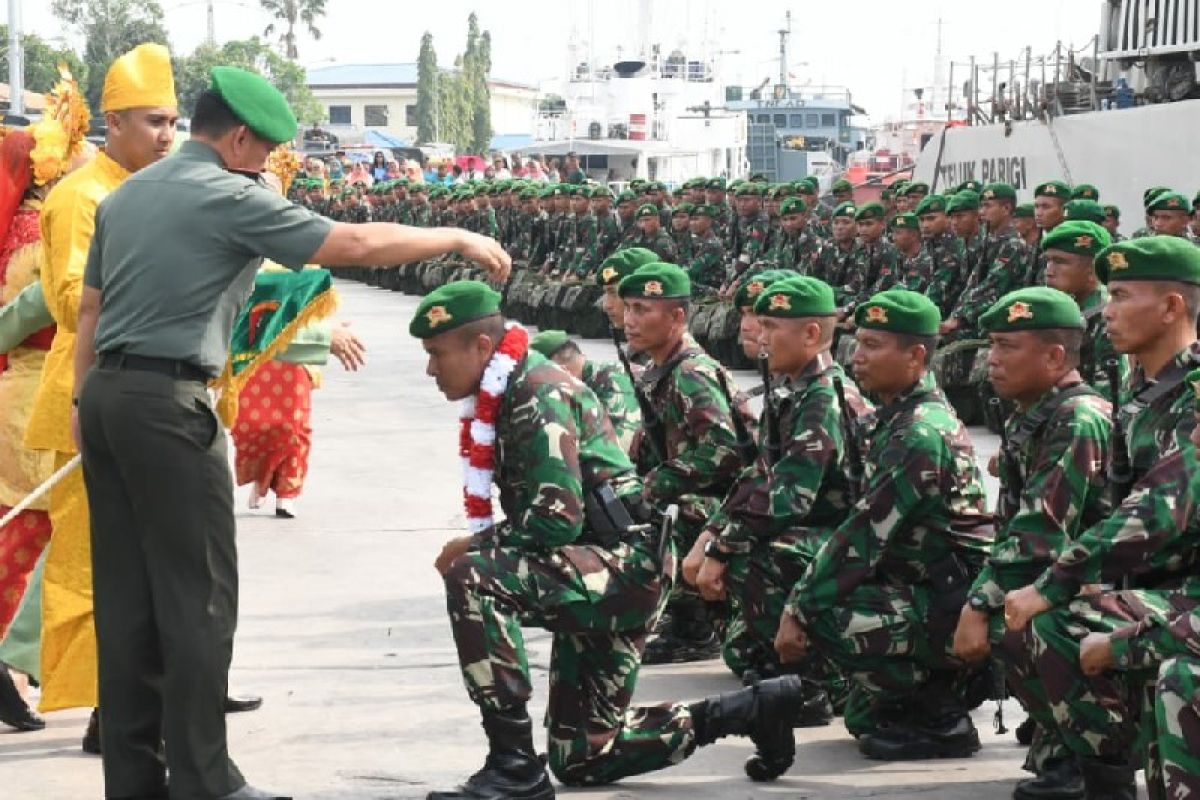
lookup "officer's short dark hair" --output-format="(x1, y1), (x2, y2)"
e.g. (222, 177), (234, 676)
(1031, 328), (1083, 369)
(1156, 281), (1200, 321)
(190, 89), (246, 139)
(895, 333), (937, 366)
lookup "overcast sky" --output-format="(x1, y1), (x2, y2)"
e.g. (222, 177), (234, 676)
(15, 0), (1101, 122)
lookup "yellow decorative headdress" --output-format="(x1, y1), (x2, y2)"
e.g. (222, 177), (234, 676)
(101, 43), (177, 113)
(266, 145), (303, 197)
(29, 64), (91, 186)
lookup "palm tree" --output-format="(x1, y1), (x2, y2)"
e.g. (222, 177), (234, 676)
(260, 0), (326, 60)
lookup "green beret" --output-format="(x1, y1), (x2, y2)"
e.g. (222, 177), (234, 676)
(981, 183), (1017, 202)
(734, 183), (761, 197)
(1147, 192), (1190, 214)
(832, 201), (857, 219)
(1143, 186), (1171, 208)
(981, 287), (1085, 333)
(855, 289), (940, 336)
(519, 188), (539, 201)
(1188, 367), (1200, 413)
(548, 185), (567, 197)
(890, 212), (919, 231)
(673, 202), (695, 216)
(411, 182), (427, 193)
(854, 202), (885, 221)
(409, 280), (502, 339)
(733, 269), (791, 309)
(706, 177), (727, 190)
(904, 181), (930, 197)
(209, 66), (297, 144)
(1096, 236), (1200, 285)
(1071, 184), (1100, 201)
(1034, 180), (1070, 200)
(618, 262), (691, 300)
(1103, 204), (1120, 219)
(1063, 199), (1107, 224)
(748, 173), (769, 183)
(915, 195), (948, 215)
(779, 197), (807, 216)
(794, 181), (817, 197)
(1015, 202), (1035, 219)
(947, 191), (981, 213)
(1040, 220), (1111, 256)
(832, 179), (853, 193)
(529, 330), (573, 359)
(597, 247), (658, 287)
(635, 203), (659, 219)
(956, 180), (983, 194)
(629, 179), (647, 190)
(617, 190), (636, 202)
(693, 204), (717, 219)
(752, 276), (837, 318)
(891, 179), (909, 195)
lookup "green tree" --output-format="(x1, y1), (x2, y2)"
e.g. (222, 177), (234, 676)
(415, 32), (438, 144)
(471, 30), (493, 154)
(259, 0), (327, 60)
(0, 25), (88, 96)
(174, 37), (325, 124)
(51, 0), (170, 111)
(437, 60), (472, 152)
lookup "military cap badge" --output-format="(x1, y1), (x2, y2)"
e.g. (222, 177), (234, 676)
(747, 281), (765, 297)
(1108, 251), (1129, 271)
(426, 306), (453, 328)
(865, 305), (888, 323)
(643, 280), (664, 296)
(1075, 235), (1093, 249)
(1043, 184), (1058, 195)
(1167, 198), (1181, 208)
(769, 294), (791, 311)
(601, 266), (618, 283)
(1007, 301), (1034, 323)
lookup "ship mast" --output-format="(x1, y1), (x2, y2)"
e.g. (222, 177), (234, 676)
(7, 0), (24, 116)
(777, 11), (792, 97)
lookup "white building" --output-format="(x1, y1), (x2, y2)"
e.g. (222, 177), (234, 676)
(306, 63), (537, 149)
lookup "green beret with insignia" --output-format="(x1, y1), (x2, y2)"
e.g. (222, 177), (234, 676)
(618, 262), (691, 299)
(673, 202), (695, 216)
(411, 182), (427, 194)
(891, 179), (909, 195)
(734, 183), (761, 197)
(519, 188), (538, 201)
(1071, 184), (1100, 201)
(733, 269), (791, 309)
(409, 280), (501, 339)
(616, 190), (636, 203)
(854, 202), (885, 221)
(795, 181), (817, 196)
(956, 180), (983, 194)
(1103, 204), (1120, 219)
(752, 276), (837, 318)
(209, 66), (297, 144)
(693, 204), (717, 219)
(706, 177), (727, 190)
(635, 203), (659, 219)
(832, 201), (857, 219)
(904, 181), (929, 197)
(1143, 186), (1171, 208)
(529, 330), (573, 359)
(915, 195), (948, 215)
(947, 191), (981, 213)
(1096, 236), (1200, 285)
(889, 212), (919, 231)
(854, 289), (941, 336)
(1034, 180), (1070, 200)
(1147, 191), (1190, 214)
(981, 287), (1085, 333)
(1063, 199), (1107, 224)
(832, 179), (853, 194)
(597, 247), (658, 287)
(981, 182), (1017, 202)
(1015, 202), (1035, 219)
(780, 197), (807, 216)
(1040, 220), (1111, 256)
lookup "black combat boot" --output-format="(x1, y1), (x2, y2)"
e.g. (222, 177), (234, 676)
(1077, 758), (1136, 800)
(642, 597), (720, 665)
(82, 708), (101, 755)
(741, 669), (832, 728)
(1012, 757), (1084, 800)
(857, 709), (980, 761)
(0, 665), (44, 732)
(1015, 716), (1038, 746)
(427, 706), (554, 800)
(689, 675), (805, 782)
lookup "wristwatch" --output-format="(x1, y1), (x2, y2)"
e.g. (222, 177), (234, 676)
(967, 595), (989, 613)
(703, 539), (734, 564)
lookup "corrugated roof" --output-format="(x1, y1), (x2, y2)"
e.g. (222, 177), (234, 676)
(306, 63), (535, 91)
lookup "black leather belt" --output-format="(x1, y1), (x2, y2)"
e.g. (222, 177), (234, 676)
(97, 352), (209, 383)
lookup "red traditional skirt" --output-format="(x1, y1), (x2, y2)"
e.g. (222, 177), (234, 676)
(0, 507), (51, 637)
(232, 361), (314, 500)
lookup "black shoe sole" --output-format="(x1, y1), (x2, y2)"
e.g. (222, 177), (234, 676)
(858, 734), (981, 761)
(1012, 783), (1084, 800)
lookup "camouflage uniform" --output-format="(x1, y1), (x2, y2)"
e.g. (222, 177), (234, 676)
(924, 232), (968, 317)
(671, 226), (695, 266)
(843, 240), (901, 312)
(1075, 284), (1128, 401)
(764, 229), (821, 274)
(972, 383), (1112, 773)
(582, 360), (641, 454)
(787, 373), (994, 731)
(707, 353), (860, 695)
(949, 227), (1035, 335)
(444, 350), (693, 785)
(1154, 651), (1200, 797)
(596, 213), (622, 264)
(731, 213), (771, 274)
(896, 249), (934, 293)
(631, 230), (678, 265)
(571, 212), (600, 276)
(687, 231), (727, 292)
(812, 241), (857, 307)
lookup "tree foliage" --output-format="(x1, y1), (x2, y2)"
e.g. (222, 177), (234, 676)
(0, 25), (89, 96)
(51, 0), (170, 111)
(412, 15), (496, 154)
(174, 37), (325, 123)
(259, 0), (327, 60)
(415, 32), (438, 145)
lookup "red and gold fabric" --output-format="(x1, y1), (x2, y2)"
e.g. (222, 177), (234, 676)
(232, 361), (314, 499)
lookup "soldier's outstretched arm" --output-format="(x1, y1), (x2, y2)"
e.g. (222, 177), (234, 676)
(311, 223), (511, 281)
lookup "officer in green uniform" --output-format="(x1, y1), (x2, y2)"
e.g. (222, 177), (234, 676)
(1015, 202), (1039, 248)
(73, 67), (509, 800)
(686, 205), (727, 292)
(595, 247), (660, 335)
(631, 204), (678, 263)
(890, 212), (931, 292)
(1031, 180), (1070, 284)
(776, 289), (994, 760)
(812, 202), (859, 308)
(843, 202), (901, 312)
(1102, 204), (1123, 243)
(917, 194), (968, 317)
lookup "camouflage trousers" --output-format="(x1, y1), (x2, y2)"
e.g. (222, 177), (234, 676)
(1153, 656), (1200, 799)
(805, 580), (972, 735)
(443, 537), (696, 786)
(722, 532), (848, 707)
(986, 613), (1068, 773)
(1029, 589), (1194, 779)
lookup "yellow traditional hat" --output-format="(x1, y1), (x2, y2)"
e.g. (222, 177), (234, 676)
(101, 43), (177, 113)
